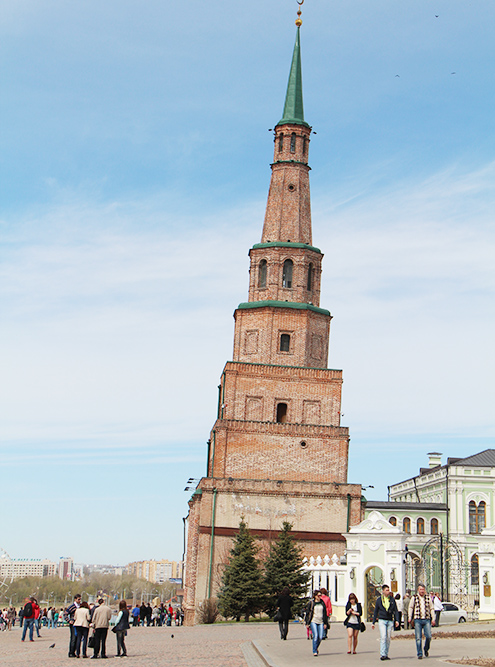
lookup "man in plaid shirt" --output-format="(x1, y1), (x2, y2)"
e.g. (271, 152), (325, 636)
(408, 584), (434, 659)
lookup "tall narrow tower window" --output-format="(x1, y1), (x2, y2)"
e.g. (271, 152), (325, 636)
(307, 263), (313, 290)
(302, 136), (307, 156)
(280, 334), (290, 352)
(276, 403), (288, 423)
(278, 133), (284, 152)
(290, 132), (296, 153)
(282, 259), (293, 288)
(258, 259), (267, 288)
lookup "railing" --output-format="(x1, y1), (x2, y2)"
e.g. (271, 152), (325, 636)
(302, 554), (348, 617)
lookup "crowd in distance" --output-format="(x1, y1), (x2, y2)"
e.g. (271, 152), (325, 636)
(2, 595), (183, 659)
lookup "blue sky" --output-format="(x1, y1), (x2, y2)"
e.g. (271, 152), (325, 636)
(1, 0), (494, 565)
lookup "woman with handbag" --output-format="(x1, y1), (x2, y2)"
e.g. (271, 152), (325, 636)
(275, 587), (293, 640)
(344, 593), (363, 654)
(305, 590), (328, 657)
(113, 600), (130, 657)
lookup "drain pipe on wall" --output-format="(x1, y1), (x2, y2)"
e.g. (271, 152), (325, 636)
(207, 487), (218, 599)
(346, 494), (352, 532)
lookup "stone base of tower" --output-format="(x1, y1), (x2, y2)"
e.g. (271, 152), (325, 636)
(183, 476), (363, 625)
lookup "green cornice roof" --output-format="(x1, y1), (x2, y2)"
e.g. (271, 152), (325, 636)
(237, 300), (330, 317)
(277, 27), (309, 129)
(252, 241), (321, 254)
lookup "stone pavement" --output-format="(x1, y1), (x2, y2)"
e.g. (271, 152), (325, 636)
(0, 623), (274, 667)
(253, 620), (495, 667)
(1, 621), (494, 667)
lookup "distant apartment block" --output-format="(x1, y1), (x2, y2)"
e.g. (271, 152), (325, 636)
(58, 557), (74, 580)
(126, 560), (182, 583)
(0, 556), (75, 580)
(0, 558), (57, 579)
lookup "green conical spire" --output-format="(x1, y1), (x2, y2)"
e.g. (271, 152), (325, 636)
(277, 27), (309, 128)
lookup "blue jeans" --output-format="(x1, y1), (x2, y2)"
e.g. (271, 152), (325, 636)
(414, 619), (431, 657)
(310, 622), (324, 654)
(378, 619), (393, 657)
(22, 618), (35, 641)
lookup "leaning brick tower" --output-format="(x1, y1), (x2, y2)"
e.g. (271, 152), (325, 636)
(183, 15), (363, 625)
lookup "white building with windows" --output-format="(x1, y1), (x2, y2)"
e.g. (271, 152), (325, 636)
(302, 451), (495, 622)
(363, 451), (495, 620)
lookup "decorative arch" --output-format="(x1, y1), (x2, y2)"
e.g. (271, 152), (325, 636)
(290, 132), (296, 153)
(282, 259), (293, 288)
(469, 500), (486, 534)
(364, 565), (383, 621)
(258, 259), (267, 288)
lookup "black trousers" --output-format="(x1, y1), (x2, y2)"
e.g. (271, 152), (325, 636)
(93, 628), (108, 657)
(69, 623), (77, 656)
(278, 619), (289, 639)
(75, 626), (89, 657)
(116, 630), (127, 656)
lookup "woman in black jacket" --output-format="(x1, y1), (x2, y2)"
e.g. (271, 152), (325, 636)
(344, 593), (363, 654)
(275, 587), (293, 640)
(114, 600), (130, 658)
(305, 590), (328, 657)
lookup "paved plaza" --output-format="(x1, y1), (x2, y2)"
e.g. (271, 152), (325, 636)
(1, 621), (494, 667)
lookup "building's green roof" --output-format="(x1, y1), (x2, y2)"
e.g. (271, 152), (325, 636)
(237, 300), (330, 316)
(252, 241), (321, 254)
(277, 27), (309, 129)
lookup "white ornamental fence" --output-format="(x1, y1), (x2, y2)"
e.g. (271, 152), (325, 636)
(302, 554), (349, 620)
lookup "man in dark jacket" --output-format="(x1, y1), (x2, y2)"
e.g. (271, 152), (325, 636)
(372, 585), (399, 661)
(66, 593), (82, 657)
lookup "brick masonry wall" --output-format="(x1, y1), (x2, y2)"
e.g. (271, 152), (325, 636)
(220, 362), (343, 425)
(183, 477), (364, 622)
(247, 246), (322, 307)
(261, 123), (313, 245)
(233, 307), (330, 368)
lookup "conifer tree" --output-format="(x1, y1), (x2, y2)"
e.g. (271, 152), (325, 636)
(264, 521), (310, 614)
(217, 517), (265, 622)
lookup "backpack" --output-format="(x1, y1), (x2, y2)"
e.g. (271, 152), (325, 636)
(24, 602), (33, 617)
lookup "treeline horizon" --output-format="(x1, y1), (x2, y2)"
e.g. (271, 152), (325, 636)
(1, 573), (180, 607)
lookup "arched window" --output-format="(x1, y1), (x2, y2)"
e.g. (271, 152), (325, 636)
(307, 263), (313, 291)
(276, 403), (288, 423)
(389, 516), (397, 527)
(282, 259), (293, 288)
(302, 136), (307, 155)
(258, 259), (267, 288)
(278, 133), (284, 152)
(469, 500), (486, 534)
(403, 517), (411, 534)
(471, 554), (479, 587)
(280, 334), (290, 352)
(290, 132), (296, 153)
(430, 518), (439, 535)
(417, 518), (425, 535)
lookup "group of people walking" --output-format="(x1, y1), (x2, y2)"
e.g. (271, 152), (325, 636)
(130, 602), (182, 627)
(274, 583), (441, 660)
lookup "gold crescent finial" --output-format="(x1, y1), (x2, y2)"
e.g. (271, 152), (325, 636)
(295, 0), (304, 27)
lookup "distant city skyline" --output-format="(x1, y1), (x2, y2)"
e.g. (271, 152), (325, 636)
(1, 1), (493, 562)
